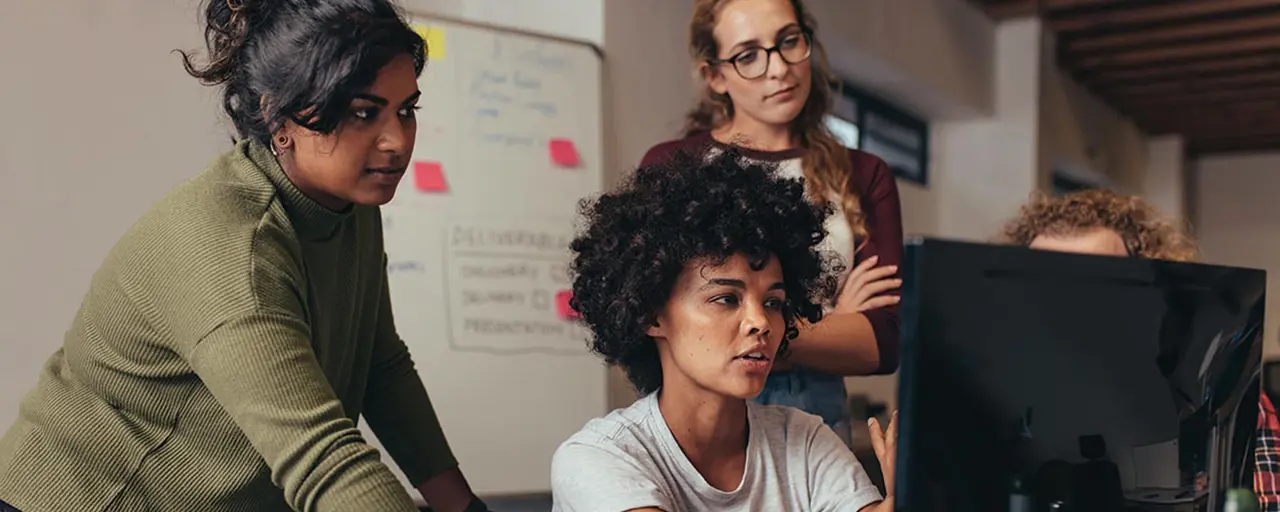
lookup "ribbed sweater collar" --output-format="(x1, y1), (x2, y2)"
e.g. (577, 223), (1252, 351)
(239, 139), (351, 241)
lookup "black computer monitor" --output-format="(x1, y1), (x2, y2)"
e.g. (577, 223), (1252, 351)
(896, 238), (1266, 512)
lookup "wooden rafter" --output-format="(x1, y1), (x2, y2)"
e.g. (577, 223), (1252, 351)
(1118, 85), (1280, 109)
(1192, 135), (1280, 154)
(1107, 70), (1280, 97)
(1083, 54), (1280, 87)
(968, 0), (1280, 153)
(1048, 0), (1280, 33)
(1062, 12), (1280, 55)
(1073, 33), (1280, 69)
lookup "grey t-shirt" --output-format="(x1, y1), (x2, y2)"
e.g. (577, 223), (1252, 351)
(551, 392), (883, 512)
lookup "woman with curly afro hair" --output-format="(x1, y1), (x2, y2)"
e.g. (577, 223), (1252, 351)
(549, 150), (895, 511)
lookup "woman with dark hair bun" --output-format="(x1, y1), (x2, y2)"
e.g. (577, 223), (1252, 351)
(0, 0), (488, 511)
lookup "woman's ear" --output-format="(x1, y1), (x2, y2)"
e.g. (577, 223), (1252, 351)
(645, 316), (666, 339)
(701, 62), (729, 96)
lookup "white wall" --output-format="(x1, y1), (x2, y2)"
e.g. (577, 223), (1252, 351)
(600, 0), (698, 409)
(1194, 152), (1280, 359)
(805, 0), (995, 120)
(602, 0), (695, 185)
(400, 0), (603, 46)
(1144, 136), (1187, 224)
(933, 18), (1043, 242)
(0, 0), (226, 430)
(1039, 34), (1148, 194)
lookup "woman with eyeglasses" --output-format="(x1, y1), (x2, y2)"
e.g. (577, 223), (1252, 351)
(640, 0), (905, 448)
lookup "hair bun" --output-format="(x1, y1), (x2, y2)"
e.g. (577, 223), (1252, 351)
(179, 0), (267, 85)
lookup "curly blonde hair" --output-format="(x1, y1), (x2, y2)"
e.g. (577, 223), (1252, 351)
(1000, 189), (1198, 262)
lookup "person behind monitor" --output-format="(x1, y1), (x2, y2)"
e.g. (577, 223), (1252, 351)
(640, 0), (905, 448)
(1001, 188), (1277, 511)
(0, 0), (487, 511)
(549, 149), (897, 512)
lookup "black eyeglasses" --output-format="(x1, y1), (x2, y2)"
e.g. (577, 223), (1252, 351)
(710, 31), (812, 80)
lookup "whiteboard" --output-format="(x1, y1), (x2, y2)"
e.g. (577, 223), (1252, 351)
(358, 14), (607, 496)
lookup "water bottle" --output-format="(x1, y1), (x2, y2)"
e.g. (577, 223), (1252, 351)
(1225, 488), (1260, 512)
(1009, 475), (1032, 512)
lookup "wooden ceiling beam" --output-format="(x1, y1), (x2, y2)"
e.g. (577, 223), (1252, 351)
(1136, 124), (1280, 138)
(1170, 127), (1280, 141)
(1080, 53), (1280, 87)
(974, 0), (1139, 20)
(1194, 133), (1280, 144)
(1116, 86), (1280, 110)
(1062, 11), (1280, 55)
(979, 0), (1039, 20)
(1153, 133), (1280, 150)
(1133, 102), (1280, 120)
(1048, 0), (1280, 33)
(1073, 33), (1280, 69)
(1133, 104), (1280, 122)
(1136, 114), (1280, 138)
(1104, 71), (1280, 97)
(1190, 134), (1280, 154)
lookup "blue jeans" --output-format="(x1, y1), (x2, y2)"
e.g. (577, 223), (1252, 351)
(754, 367), (852, 447)
(0, 500), (19, 512)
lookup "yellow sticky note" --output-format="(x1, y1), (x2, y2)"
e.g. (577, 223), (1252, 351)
(412, 24), (446, 60)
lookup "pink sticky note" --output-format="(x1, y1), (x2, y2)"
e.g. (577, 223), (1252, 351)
(555, 289), (579, 319)
(413, 161), (448, 192)
(548, 138), (580, 168)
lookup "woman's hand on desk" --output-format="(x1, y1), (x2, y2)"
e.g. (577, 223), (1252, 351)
(417, 468), (486, 512)
(868, 411), (898, 504)
(834, 256), (900, 314)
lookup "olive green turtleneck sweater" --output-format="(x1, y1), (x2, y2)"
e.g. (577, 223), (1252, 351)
(0, 140), (456, 511)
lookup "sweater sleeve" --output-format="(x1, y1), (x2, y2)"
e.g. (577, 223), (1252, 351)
(639, 138), (696, 167)
(855, 152), (904, 374)
(187, 311), (419, 512)
(177, 225), (419, 512)
(362, 257), (459, 486)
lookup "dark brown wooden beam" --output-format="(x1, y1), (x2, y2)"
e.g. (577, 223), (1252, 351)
(1114, 85), (1280, 109)
(1049, 0), (1280, 33)
(1050, 0), (1116, 8)
(1194, 132), (1280, 144)
(1190, 135), (1280, 154)
(980, 0), (1038, 20)
(1135, 103), (1280, 121)
(976, 0), (1126, 20)
(1081, 54), (1280, 87)
(1074, 33), (1280, 69)
(1063, 11), (1280, 55)
(1172, 128), (1280, 142)
(1137, 113), (1280, 138)
(1134, 104), (1280, 123)
(1143, 126), (1280, 140)
(1105, 70), (1280, 97)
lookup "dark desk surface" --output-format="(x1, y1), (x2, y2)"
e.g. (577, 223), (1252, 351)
(419, 494), (553, 512)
